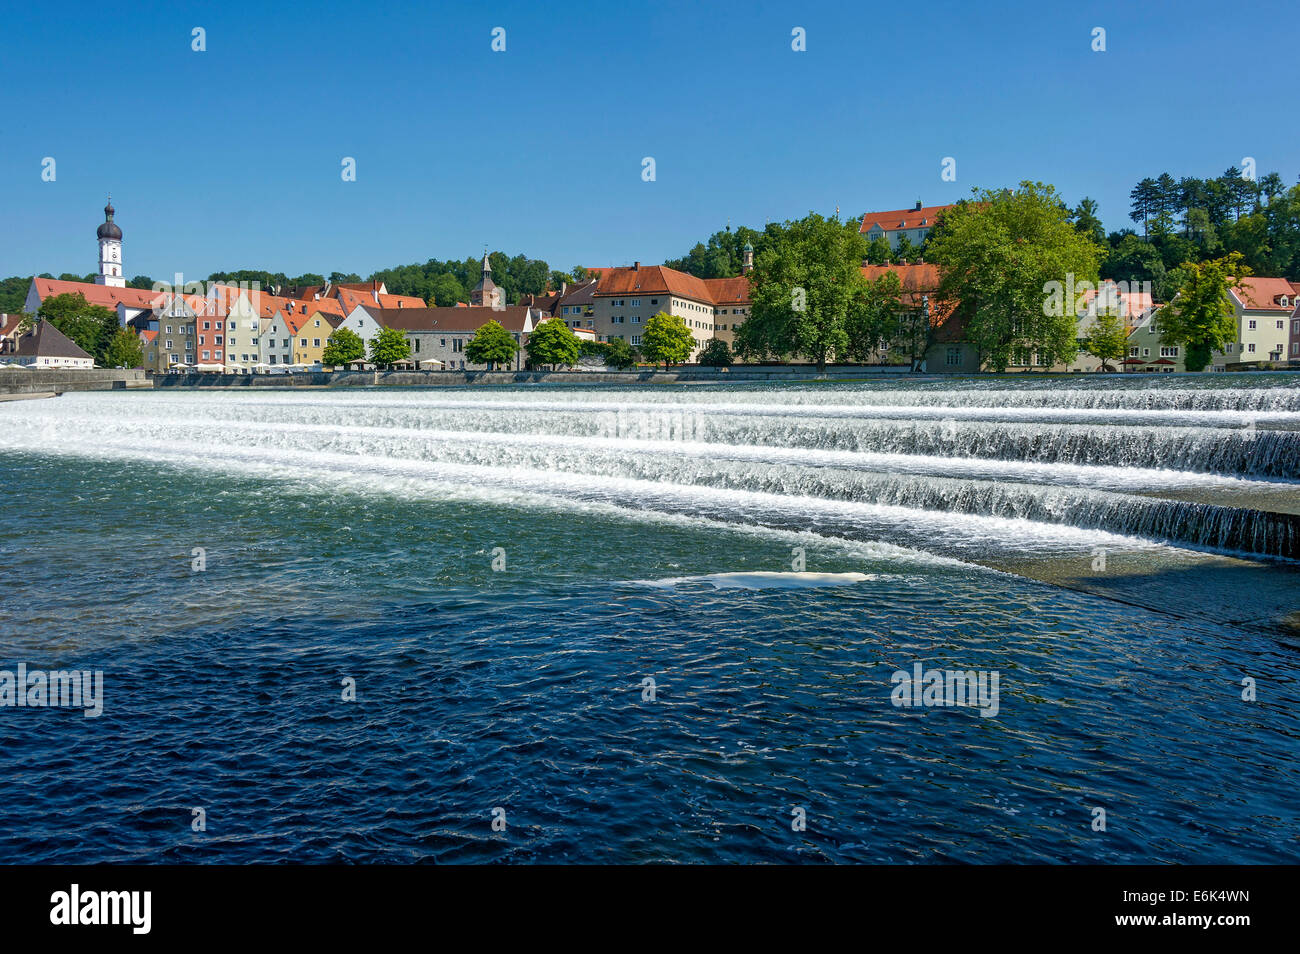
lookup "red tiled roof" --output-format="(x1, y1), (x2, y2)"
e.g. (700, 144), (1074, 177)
(138, 329), (158, 344)
(0, 314), (23, 337)
(1231, 277), (1299, 311)
(860, 263), (955, 326)
(363, 305), (536, 334)
(859, 204), (955, 235)
(703, 276), (752, 305)
(31, 278), (165, 312)
(593, 264), (719, 304)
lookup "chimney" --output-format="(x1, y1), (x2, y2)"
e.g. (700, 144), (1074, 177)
(560, 281), (567, 296)
(372, 289), (380, 304)
(914, 200), (922, 211)
(633, 261), (640, 271)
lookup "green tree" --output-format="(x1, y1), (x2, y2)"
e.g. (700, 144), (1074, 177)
(737, 213), (871, 370)
(927, 183), (1102, 372)
(464, 319), (518, 370)
(0, 275), (31, 314)
(604, 337), (638, 370)
(844, 270), (904, 363)
(1071, 197), (1106, 245)
(36, 292), (119, 364)
(1155, 253), (1247, 372)
(102, 327), (144, 368)
(322, 326), (365, 367)
(864, 235), (892, 265)
(525, 318), (581, 369)
(1081, 312), (1128, 372)
(641, 312), (695, 369)
(696, 338), (733, 367)
(891, 232), (919, 264)
(368, 326), (411, 368)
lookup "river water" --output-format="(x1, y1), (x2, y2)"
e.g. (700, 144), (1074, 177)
(1, 375), (1297, 862)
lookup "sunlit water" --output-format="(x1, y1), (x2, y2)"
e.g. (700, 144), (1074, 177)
(1, 375), (1298, 863)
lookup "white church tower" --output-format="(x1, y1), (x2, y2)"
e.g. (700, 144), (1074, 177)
(95, 196), (125, 287)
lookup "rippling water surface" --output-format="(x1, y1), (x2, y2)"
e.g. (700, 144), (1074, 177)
(1, 376), (1298, 863)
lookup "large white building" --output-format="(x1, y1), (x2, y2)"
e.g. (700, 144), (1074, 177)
(859, 201), (955, 251)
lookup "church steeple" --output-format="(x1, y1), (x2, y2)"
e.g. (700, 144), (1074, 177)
(470, 249), (501, 307)
(95, 195), (125, 287)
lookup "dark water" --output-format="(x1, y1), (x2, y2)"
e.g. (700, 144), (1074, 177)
(1, 379), (1298, 863)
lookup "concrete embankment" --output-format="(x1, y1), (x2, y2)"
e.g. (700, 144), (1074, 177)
(0, 369), (151, 394)
(152, 366), (912, 388)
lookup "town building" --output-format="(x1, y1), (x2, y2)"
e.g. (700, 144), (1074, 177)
(1212, 277), (1300, 368)
(706, 276), (753, 351)
(363, 305), (540, 370)
(1124, 309), (1186, 372)
(1291, 299), (1300, 364)
(7, 319), (94, 368)
(858, 201), (955, 250)
(589, 263), (725, 359)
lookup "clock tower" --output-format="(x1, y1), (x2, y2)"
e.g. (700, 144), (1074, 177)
(95, 196), (125, 287)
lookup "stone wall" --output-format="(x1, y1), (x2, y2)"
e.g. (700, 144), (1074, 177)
(0, 368), (151, 393)
(152, 366), (913, 388)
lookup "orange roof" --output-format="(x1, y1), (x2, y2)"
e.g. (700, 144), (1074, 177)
(336, 286), (425, 313)
(1231, 277), (1300, 311)
(859, 204), (955, 235)
(31, 278), (165, 311)
(1, 314), (25, 337)
(138, 329), (158, 344)
(859, 263), (955, 325)
(593, 264), (719, 303)
(1079, 281), (1155, 321)
(703, 276), (752, 305)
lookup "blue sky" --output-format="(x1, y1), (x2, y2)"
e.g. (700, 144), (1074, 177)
(2, 0), (1296, 281)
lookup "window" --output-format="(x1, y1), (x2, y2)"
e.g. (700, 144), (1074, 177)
(631, 299), (640, 307)
(300, 339), (307, 347)
(203, 321), (210, 330)
(1142, 348), (1150, 357)
(201, 350), (210, 360)
(631, 335), (642, 345)
(1128, 347), (1138, 357)
(1160, 346), (1179, 357)
(216, 336), (223, 345)
(165, 325), (173, 334)
(1247, 343), (1256, 353)
(165, 340), (173, 349)
(1277, 320), (1285, 329)
(632, 316), (641, 323)
(1226, 343), (1234, 352)
(313, 339), (320, 347)
(229, 320), (237, 330)
(1248, 320), (1257, 329)
(946, 347), (961, 366)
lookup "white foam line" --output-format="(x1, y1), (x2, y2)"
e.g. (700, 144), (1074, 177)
(8, 413), (1286, 493)
(8, 430), (1164, 555)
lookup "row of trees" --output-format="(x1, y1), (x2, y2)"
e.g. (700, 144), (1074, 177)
(319, 312), (702, 372)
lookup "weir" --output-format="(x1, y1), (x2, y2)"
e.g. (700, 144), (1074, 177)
(2, 378), (1298, 627)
